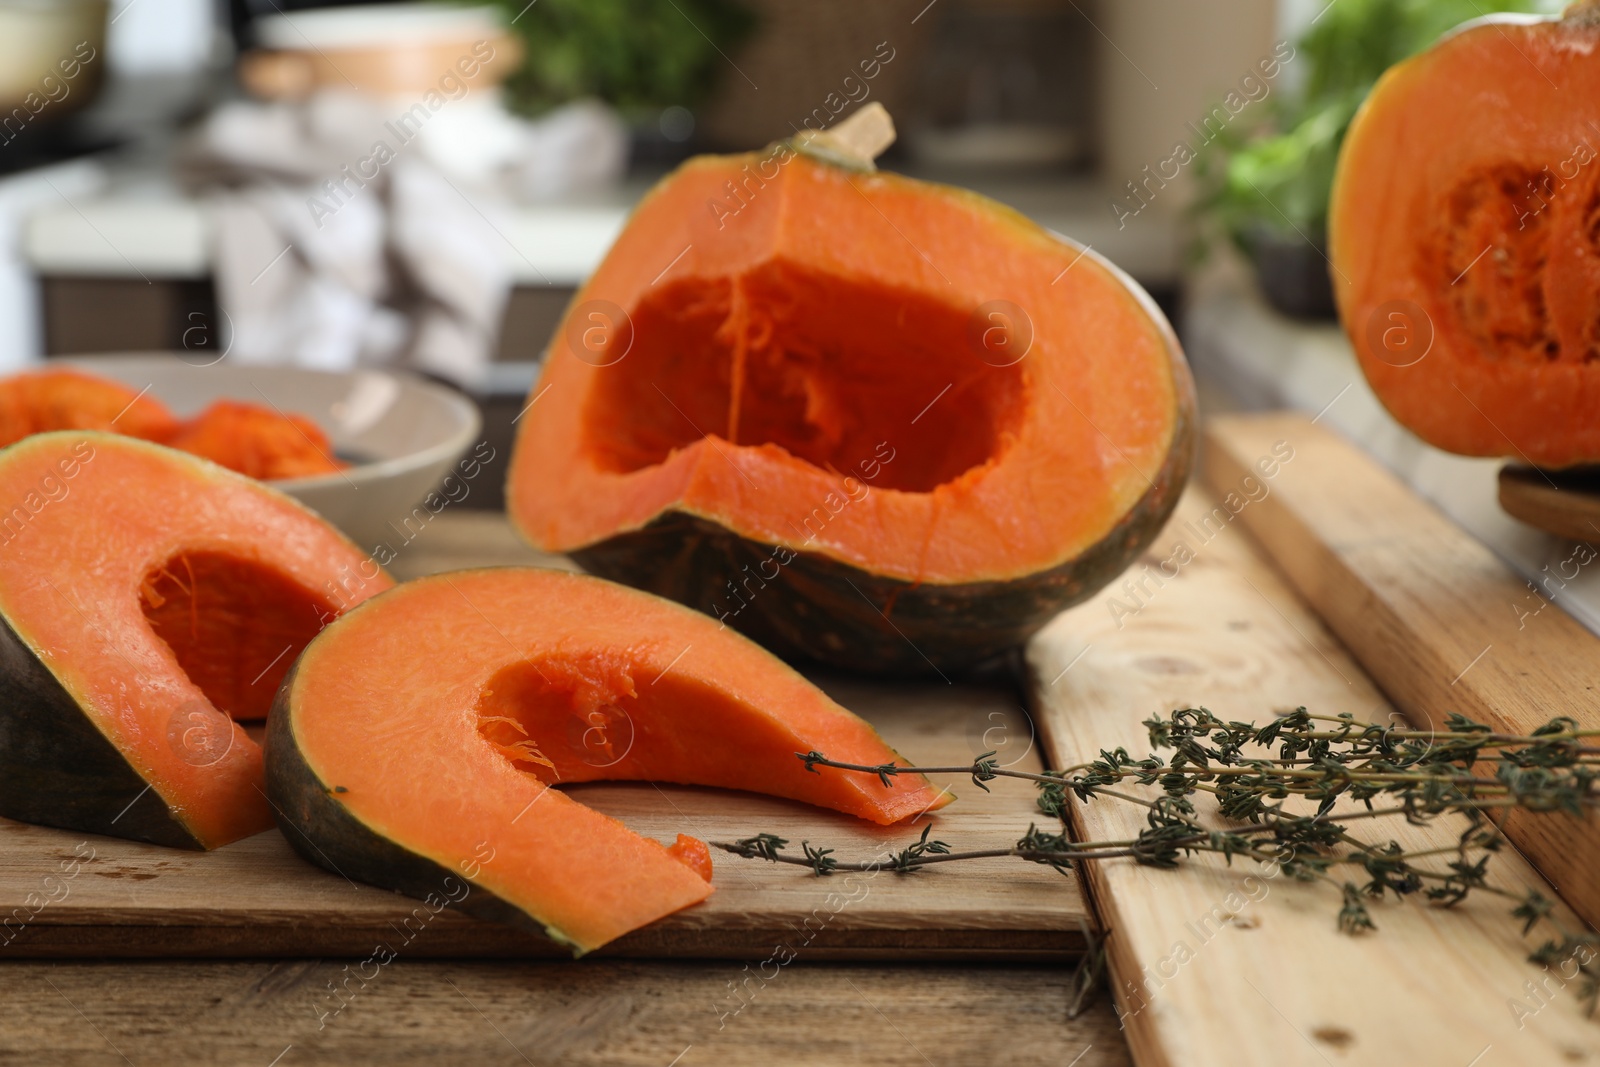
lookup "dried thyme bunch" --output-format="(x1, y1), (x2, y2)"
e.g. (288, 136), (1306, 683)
(714, 707), (1600, 1014)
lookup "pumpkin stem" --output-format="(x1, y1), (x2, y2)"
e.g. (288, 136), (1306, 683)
(790, 102), (897, 172)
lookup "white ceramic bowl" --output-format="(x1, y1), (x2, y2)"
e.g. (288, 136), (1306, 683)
(59, 355), (482, 552)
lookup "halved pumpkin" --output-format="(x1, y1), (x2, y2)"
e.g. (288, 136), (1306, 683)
(1331, 2), (1600, 467)
(265, 567), (951, 954)
(508, 135), (1194, 675)
(0, 432), (390, 849)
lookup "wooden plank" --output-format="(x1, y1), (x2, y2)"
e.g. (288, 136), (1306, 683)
(1027, 486), (1600, 1067)
(0, 957), (1131, 1067)
(1203, 413), (1600, 930)
(0, 514), (1090, 960)
(1498, 464), (1600, 543)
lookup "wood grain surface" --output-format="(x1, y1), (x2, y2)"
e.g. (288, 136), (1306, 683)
(1028, 486), (1600, 1067)
(0, 958), (1132, 1066)
(1204, 414), (1600, 931)
(0, 513), (1090, 960)
(1498, 464), (1600, 543)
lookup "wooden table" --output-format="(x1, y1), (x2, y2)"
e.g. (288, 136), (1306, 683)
(29, 419), (1590, 1066)
(1, 513), (1129, 1066)
(1, 958), (1129, 1066)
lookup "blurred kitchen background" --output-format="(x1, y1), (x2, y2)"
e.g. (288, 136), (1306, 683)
(0, 0), (1558, 509)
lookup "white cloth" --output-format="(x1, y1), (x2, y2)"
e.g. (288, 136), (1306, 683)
(184, 93), (627, 387)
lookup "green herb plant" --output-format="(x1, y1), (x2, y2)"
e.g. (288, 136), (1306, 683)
(717, 706), (1600, 1015)
(1192, 0), (1554, 257)
(478, 0), (756, 118)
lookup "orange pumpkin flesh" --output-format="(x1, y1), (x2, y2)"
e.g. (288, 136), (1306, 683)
(667, 833), (714, 882)
(0, 432), (391, 849)
(266, 567), (951, 953)
(509, 151), (1193, 673)
(0, 370), (346, 481)
(165, 400), (347, 480)
(1331, 5), (1600, 467)
(0, 368), (180, 446)
(139, 552), (342, 722)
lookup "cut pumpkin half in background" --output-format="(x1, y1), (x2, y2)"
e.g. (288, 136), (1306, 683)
(0, 432), (391, 849)
(1332, 2), (1600, 467)
(508, 105), (1194, 676)
(266, 567), (951, 954)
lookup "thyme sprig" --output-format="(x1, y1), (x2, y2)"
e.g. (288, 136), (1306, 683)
(716, 707), (1600, 1015)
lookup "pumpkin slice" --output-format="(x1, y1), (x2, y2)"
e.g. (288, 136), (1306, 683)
(1331, 2), (1600, 467)
(266, 567), (952, 954)
(507, 126), (1194, 675)
(0, 432), (391, 849)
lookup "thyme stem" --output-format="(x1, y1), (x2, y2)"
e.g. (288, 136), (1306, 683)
(724, 706), (1600, 1015)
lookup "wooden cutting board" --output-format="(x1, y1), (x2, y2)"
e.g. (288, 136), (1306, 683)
(1028, 481), (1600, 1066)
(1205, 414), (1600, 933)
(0, 515), (1090, 961)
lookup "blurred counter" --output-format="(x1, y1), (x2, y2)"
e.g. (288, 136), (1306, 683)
(22, 164), (632, 288)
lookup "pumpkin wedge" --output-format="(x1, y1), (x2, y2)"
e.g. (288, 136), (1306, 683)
(507, 111), (1194, 676)
(1331, 2), (1600, 467)
(265, 567), (952, 954)
(0, 432), (390, 849)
